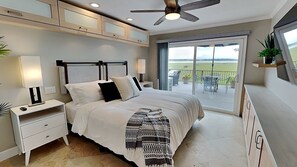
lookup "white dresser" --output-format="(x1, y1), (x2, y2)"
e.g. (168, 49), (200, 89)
(10, 100), (69, 166)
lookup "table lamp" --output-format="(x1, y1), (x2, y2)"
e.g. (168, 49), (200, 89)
(19, 56), (44, 106)
(138, 59), (146, 82)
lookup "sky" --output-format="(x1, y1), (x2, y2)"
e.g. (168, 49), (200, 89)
(169, 45), (240, 60)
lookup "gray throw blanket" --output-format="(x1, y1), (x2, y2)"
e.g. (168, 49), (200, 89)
(126, 108), (172, 166)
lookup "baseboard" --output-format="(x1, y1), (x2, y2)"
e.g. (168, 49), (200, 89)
(0, 146), (18, 162)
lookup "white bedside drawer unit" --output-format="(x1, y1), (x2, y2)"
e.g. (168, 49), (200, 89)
(23, 124), (67, 152)
(21, 113), (65, 138)
(11, 100), (69, 166)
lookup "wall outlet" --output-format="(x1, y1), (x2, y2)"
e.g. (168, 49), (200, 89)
(44, 86), (56, 94)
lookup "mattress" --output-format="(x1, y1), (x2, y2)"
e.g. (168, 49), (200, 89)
(69, 88), (204, 167)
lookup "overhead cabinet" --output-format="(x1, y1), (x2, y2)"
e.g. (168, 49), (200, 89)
(58, 1), (102, 35)
(0, 0), (149, 47)
(0, 0), (59, 25)
(102, 16), (127, 40)
(127, 27), (149, 46)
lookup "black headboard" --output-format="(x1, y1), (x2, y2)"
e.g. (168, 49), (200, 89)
(56, 60), (128, 82)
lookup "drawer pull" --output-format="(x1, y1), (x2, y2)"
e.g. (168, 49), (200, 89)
(255, 130), (262, 150)
(7, 10), (23, 17)
(46, 135), (50, 138)
(44, 124), (48, 127)
(247, 101), (251, 110)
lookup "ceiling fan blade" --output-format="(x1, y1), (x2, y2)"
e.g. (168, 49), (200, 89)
(131, 10), (165, 13)
(154, 15), (166, 26)
(181, 0), (220, 11)
(180, 11), (199, 22)
(164, 0), (177, 8)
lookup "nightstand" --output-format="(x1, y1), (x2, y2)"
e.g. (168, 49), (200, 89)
(140, 81), (153, 88)
(10, 100), (69, 166)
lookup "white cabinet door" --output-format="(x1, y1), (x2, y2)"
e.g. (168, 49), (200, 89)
(242, 93), (250, 134)
(127, 26), (149, 46)
(249, 117), (263, 167)
(59, 1), (101, 35)
(102, 17), (127, 40)
(246, 105), (255, 155)
(0, 0), (59, 25)
(259, 141), (274, 167)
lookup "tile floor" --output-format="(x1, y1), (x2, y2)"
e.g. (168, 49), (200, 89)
(0, 111), (248, 167)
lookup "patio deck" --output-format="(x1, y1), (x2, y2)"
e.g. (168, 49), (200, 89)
(171, 82), (235, 113)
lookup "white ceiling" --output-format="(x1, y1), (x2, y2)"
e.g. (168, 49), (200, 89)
(66, 0), (288, 35)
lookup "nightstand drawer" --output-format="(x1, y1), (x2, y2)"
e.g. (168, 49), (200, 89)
(21, 114), (65, 138)
(23, 124), (67, 152)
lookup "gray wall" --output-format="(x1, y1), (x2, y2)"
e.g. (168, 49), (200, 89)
(0, 22), (148, 152)
(148, 19), (272, 87)
(265, 0), (297, 113)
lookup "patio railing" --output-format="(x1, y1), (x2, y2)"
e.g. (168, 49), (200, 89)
(172, 69), (237, 85)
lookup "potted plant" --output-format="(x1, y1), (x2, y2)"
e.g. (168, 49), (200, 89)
(257, 33), (281, 64)
(182, 73), (191, 84)
(0, 36), (10, 57)
(0, 102), (11, 116)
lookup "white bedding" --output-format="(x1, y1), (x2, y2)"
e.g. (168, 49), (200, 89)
(69, 88), (204, 167)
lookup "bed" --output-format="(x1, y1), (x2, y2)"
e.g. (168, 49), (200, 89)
(57, 60), (204, 167)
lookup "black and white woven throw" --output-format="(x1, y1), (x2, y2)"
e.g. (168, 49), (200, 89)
(126, 108), (172, 166)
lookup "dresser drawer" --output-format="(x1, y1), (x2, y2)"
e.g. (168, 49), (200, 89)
(23, 124), (67, 152)
(21, 114), (65, 138)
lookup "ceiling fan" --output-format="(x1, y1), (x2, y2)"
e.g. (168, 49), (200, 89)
(131, 0), (220, 25)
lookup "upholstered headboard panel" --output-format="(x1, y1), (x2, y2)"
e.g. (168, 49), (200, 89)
(56, 60), (102, 94)
(56, 60), (128, 94)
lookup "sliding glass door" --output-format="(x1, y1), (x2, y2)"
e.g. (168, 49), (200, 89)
(168, 36), (247, 115)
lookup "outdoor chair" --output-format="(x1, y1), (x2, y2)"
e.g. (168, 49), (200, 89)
(168, 70), (181, 86)
(202, 76), (219, 93)
(225, 75), (236, 93)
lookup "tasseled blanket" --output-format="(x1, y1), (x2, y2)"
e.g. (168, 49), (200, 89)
(126, 108), (172, 166)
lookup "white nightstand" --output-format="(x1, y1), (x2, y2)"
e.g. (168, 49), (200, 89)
(10, 100), (69, 166)
(140, 81), (153, 88)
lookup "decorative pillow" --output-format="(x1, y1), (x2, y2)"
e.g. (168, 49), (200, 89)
(133, 77), (142, 91)
(98, 82), (121, 102)
(111, 76), (140, 101)
(65, 80), (107, 105)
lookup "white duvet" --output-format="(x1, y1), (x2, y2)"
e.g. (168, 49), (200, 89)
(71, 88), (204, 167)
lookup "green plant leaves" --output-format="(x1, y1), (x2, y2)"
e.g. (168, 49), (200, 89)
(257, 33), (281, 58)
(258, 33), (275, 49)
(258, 48), (282, 58)
(0, 36), (10, 57)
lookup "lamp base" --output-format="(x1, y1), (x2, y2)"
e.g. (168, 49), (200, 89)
(28, 87), (44, 107)
(139, 74), (144, 82)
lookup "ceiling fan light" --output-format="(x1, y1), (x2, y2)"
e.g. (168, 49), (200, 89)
(165, 13), (180, 20)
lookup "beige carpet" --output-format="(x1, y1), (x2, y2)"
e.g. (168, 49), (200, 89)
(0, 111), (248, 167)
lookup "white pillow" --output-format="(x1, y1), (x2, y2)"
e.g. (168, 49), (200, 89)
(65, 80), (107, 105)
(111, 76), (140, 101)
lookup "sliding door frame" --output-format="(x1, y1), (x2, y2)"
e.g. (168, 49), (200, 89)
(169, 36), (247, 116)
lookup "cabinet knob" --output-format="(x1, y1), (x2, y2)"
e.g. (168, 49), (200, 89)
(7, 10), (23, 17)
(79, 27), (88, 32)
(46, 135), (50, 138)
(44, 124), (48, 127)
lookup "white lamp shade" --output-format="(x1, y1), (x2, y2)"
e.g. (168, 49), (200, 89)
(138, 59), (146, 74)
(19, 56), (43, 88)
